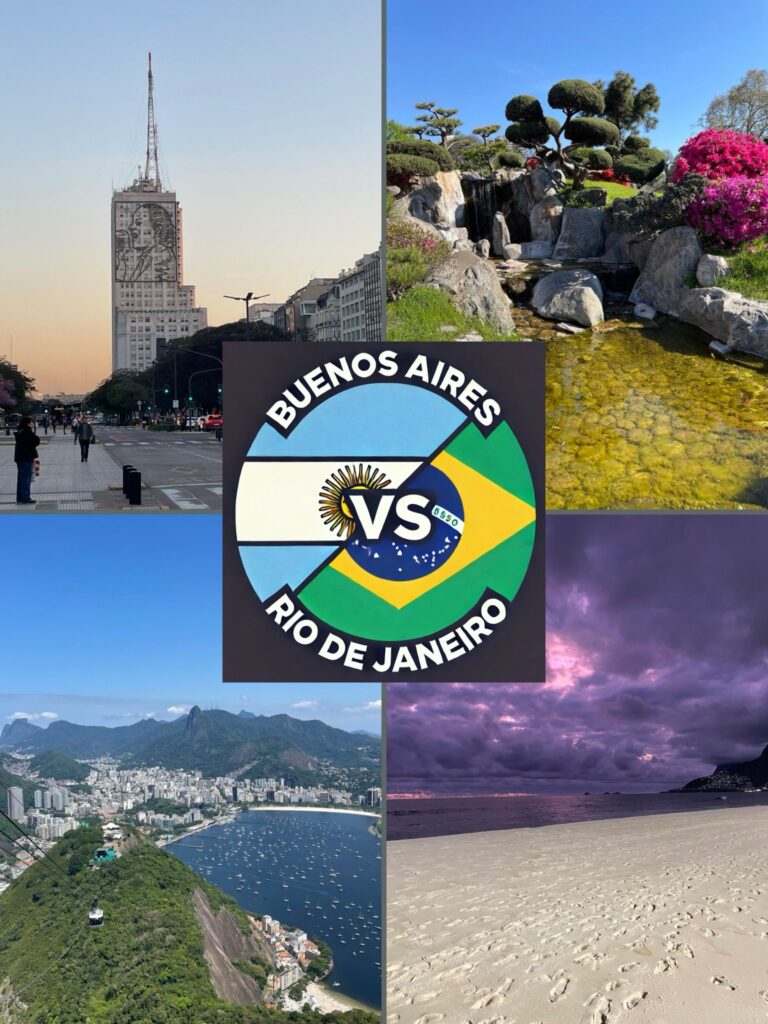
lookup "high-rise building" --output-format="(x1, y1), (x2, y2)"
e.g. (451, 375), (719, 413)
(111, 54), (207, 372)
(7, 787), (24, 822)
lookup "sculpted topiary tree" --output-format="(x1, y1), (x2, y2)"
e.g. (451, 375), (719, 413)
(505, 80), (620, 187)
(414, 101), (463, 147)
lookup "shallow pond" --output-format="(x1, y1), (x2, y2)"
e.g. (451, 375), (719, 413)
(546, 319), (768, 509)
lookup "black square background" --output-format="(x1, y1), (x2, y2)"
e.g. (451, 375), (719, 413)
(223, 342), (545, 683)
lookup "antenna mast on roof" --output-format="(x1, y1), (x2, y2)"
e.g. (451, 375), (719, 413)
(144, 52), (161, 188)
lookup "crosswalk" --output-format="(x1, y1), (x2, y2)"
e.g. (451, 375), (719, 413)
(159, 485), (222, 511)
(102, 440), (215, 447)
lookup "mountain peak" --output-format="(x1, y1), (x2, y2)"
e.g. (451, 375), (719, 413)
(185, 706), (203, 738)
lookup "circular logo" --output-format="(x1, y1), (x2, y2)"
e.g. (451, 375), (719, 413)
(235, 359), (536, 674)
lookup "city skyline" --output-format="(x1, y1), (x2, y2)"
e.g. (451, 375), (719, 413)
(388, 516), (768, 795)
(1, 515), (381, 732)
(0, 0), (381, 393)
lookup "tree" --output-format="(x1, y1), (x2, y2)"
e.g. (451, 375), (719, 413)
(468, 125), (510, 174)
(85, 371), (149, 424)
(413, 101), (463, 147)
(505, 80), (620, 187)
(701, 69), (768, 139)
(0, 375), (16, 409)
(386, 119), (411, 142)
(0, 358), (34, 411)
(598, 71), (660, 141)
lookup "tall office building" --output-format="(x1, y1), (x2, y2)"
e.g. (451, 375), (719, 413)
(111, 54), (207, 372)
(7, 786), (24, 822)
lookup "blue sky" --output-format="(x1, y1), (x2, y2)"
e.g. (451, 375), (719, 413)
(0, 0), (381, 393)
(387, 0), (768, 154)
(0, 517), (380, 733)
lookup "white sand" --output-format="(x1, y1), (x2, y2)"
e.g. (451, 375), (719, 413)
(282, 980), (370, 1013)
(388, 807), (768, 1024)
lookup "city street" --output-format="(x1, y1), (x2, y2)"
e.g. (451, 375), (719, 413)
(0, 427), (222, 512)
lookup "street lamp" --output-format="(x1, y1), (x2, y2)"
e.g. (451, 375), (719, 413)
(186, 367), (218, 424)
(224, 291), (270, 333)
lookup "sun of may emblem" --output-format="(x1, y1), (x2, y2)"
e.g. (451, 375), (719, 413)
(318, 464), (391, 538)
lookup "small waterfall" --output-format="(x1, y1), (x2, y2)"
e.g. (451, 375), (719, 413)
(465, 179), (497, 242)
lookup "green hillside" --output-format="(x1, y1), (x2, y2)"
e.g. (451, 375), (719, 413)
(0, 825), (377, 1024)
(29, 750), (91, 784)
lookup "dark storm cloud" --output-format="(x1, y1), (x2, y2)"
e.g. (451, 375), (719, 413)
(388, 516), (768, 794)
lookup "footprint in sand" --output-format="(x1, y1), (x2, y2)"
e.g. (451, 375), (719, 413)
(619, 962), (640, 973)
(586, 996), (611, 1024)
(622, 992), (647, 1010)
(711, 976), (736, 990)
(654, 957), (677, 975)
(548, 976), (570, 1002)
(412, 992), (440, 1005)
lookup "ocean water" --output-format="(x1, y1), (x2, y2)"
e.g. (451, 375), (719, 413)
(388, 791), (768, 840)
(168, 810), (381, 1008)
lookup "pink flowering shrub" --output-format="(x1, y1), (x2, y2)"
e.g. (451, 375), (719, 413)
(687, 175), (768, 248)
(671, 129), (768, 184)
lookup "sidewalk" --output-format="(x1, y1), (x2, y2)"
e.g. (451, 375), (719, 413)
(0, 434), (125, 511)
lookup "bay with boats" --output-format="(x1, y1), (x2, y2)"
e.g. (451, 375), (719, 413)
(168, 807), (382, 1008)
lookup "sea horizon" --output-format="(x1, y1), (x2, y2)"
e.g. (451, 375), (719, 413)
(387, 790), (768, 840)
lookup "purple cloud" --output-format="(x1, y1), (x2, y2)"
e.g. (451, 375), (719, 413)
(388, 516), (768, 794)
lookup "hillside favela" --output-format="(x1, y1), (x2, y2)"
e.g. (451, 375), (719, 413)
(0, 706), (381, 1024)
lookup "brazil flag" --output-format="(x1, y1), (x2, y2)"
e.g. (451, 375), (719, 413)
(297, 420), (535, 641)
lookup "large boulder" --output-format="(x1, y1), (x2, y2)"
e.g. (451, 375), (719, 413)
(679, 289), (768, 357)
(696, 254), (729, 287)
(503, 241), (554, 260)
(491, 211), (510, 256)
(628, 226), (702, 316)
(531, 269), (604, 328)
(394, 170), (468, 244)
(530, 165), (560, 201)
(576, 187), (608, 207)
(529, 196), (563, 243)
(426, 251), (515, 332)
(552, 208), (606, 259)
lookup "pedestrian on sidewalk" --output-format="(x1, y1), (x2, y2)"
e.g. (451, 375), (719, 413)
(73, 416), (81, 445)
(51, 418), (57, 434)
(14, 416), (40, 504)
(79, 418), (94, 462)
(41, 414), (49, 435)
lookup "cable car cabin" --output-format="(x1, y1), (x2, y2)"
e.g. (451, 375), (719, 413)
(89, 903), (104, 928)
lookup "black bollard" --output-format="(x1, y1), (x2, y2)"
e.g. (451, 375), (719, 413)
(122, 464), (134, 496)
(125, 469), (142, 506)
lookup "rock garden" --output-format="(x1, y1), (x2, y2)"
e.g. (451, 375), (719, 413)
(386, 79), (768, 508)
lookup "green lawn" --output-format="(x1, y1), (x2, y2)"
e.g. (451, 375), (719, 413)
(564, 178), (636, 202)
(387, 285), (519, 341)
(717, 235), (768, 301)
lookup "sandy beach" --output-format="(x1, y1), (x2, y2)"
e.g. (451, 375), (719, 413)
(388, 807), (768, 1024)
(283, 980), (376, 1014)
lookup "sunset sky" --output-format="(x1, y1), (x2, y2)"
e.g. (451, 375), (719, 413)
(0, 0), (381, 395)
(388, 516), (768, 794)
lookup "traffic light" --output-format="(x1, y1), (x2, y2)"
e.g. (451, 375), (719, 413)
(188, 395), (193, 401)
(217, 385), (222, 394)
(163, 387), (169, 395)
